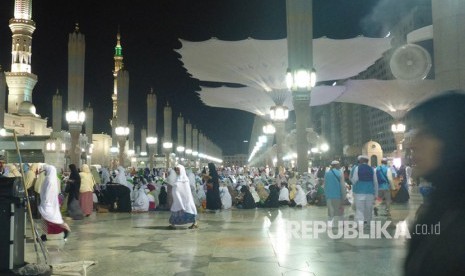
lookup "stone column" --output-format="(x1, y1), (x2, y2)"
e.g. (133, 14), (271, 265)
(432, 0), (465, 91)
(52, 90), (62, 133)
(275, 121), (285, 168)
(286, 0), (313, 174)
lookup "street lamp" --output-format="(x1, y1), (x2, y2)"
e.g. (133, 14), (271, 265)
(115, 126), (129, 167)
(66, 110), (85, 166)
(391, 122), (406, 157)
(146, 136), (158, 169)
(391, 123), (406, 133)
(270, 105), (289, 121)
(286, 68), (317, 91)
(263, 123), (276, 134)
(163, 142), (173, 149)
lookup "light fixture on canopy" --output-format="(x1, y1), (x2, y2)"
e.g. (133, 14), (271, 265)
(270, 105), (289, 121)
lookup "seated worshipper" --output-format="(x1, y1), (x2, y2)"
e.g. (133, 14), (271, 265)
(65, 164), (84, 220)
(256, 183), (270, 205)
(167, 165), (198, 229)
(132, 177), (150, 212)
(219, 181), (232, 209)
(278, 183), (290, 206)
(101, 167), (111, 185)
(38, 165), (71, 240)
(262, 184), (280, 208)
(157, 184), (169, 210)
(79, 164), (95, 217)
(101, 167), (132, 212)
(290, 184), (308, 207)
(249, 184), (261, 204)
(236, 185), (256, 209)
(227, 184), (238, 206)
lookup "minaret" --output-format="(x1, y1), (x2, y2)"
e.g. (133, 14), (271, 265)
(112, 27), (123, 118)
(176, 113), (185, 153)
(85, 103), (93, 144)
(68, 23), (85, 112)
(147, 88), (158, 154)
(52, 89), (62, 133)
(0, 67), (6, 129)
(67, 23), (86, 166)
(5, 0), (38, 113)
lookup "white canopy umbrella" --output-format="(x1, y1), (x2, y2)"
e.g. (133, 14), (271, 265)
(335, 79), (442, 119)
(178, 37), (392, 91)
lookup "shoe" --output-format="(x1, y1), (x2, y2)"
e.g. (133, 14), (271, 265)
(167, 225), (176, 230)
(40, 234), (47, 242)
(63, 230), (69, 239)
(188, 223), (198, 229)
(374, 207), (379, 216)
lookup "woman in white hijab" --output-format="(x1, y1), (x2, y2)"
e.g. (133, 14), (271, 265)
(38, 165), (70, 240)
(293, 184), (308, 207)
(167, 165), (198, 229)
(115, 166), (132, 189)
(219, 181), (232, 209)
(132, 177), (149, 212)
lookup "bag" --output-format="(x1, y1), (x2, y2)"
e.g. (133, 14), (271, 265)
(96, 203), (110, 213)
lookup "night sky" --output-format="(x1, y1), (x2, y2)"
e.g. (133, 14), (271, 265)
(0, 0), (423, 155)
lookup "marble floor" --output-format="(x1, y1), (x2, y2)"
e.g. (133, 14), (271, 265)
(24, 189), (422, 276)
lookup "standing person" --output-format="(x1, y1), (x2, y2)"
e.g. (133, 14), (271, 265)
(79, 164), (95, 217)
(206, 163), (222, 211)
(375, 158), (394, 217)
(404, 92), (465, 275)
(351, 155), (378, 227)
(324, 161), (346, 227)
(25, 163), (41, 219)
(167, 165), (198, 229)
(66, 164), (83, 220)
(38, 165), (70, 240)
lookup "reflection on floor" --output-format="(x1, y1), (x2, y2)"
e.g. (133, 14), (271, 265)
(25, 189), (422, 276)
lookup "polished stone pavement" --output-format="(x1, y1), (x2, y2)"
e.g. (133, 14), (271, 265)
(25, 189), (421, 276)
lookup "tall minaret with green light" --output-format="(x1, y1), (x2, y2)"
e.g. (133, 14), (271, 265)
(5, 0), (38, 113)
(112, 28), (124, 118)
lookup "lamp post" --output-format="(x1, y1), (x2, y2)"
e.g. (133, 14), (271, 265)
(391, 122), (406, 158)
(286, 0), (314, 174)
(270, 105), (288, 168)
(115, 126), (129, 167)
(66, 110), (85, 166)
(146, 136), (158, 169)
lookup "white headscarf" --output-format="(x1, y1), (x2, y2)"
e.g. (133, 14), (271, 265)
(293, 185), (307, 206)
(169, 165), (197, 215)
(115, 166), (131, 189)
(38, 165), (64, 224)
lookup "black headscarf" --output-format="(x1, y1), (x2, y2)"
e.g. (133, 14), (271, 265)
(405, 92), (465, 275)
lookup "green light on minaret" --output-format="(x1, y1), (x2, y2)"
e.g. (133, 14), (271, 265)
(115, 46), (122, 56)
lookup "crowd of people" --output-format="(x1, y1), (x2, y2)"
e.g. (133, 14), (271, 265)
(0, 154), (412, 236)
(1, 92), (465, 274)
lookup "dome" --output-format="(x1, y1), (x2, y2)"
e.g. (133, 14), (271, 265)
(17, 101), (37, 116)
